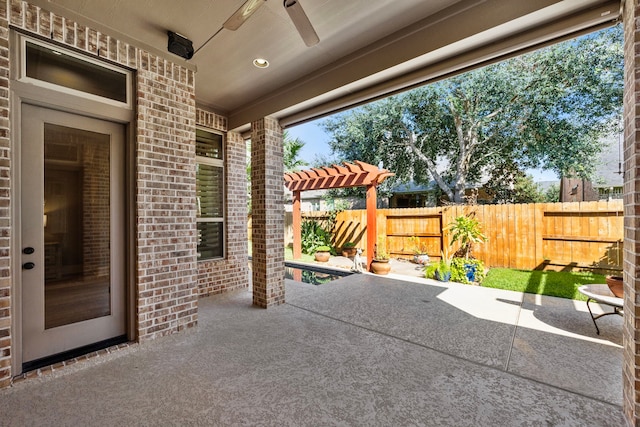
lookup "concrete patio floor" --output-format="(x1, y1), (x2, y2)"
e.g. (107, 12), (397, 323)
(0, 272), (624, 426)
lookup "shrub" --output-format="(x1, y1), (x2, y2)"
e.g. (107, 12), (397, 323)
(446, 215), (487, 259)
(425, 257), (485, 284)
(315, 245), (331, 252)
(301, 220), (332, 254)
(450, 258), (485, 284)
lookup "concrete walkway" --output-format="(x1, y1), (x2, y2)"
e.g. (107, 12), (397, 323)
(0, 273), (624, 426)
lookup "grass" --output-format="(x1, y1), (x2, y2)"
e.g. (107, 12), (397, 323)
(481, 268), (607, 301)
(284, 246), (315, 262)
(249, 241), (323, 263)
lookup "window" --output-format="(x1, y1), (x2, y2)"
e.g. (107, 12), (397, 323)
(20, 36), (131, 107)
(196, 129), (224, 260)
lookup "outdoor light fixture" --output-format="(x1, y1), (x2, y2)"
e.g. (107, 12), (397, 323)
(167, 31), (194, 60)
(253, 58), (269, 68)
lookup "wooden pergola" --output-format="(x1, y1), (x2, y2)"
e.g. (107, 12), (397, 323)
(284, 161), (394, 270)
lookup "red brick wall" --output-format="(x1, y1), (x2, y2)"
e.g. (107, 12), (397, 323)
(0, 1), (10, 390)
(251, 117), (285, 308)
(0, 1), (251, 387)
(623, 1), (640, 424)
(135, 64), (198, 341)
(196, 107), (249, 296)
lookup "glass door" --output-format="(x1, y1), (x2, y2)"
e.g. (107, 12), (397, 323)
(21, 104), (126, 365)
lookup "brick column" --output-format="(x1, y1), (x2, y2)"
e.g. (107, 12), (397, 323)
(623, 0), (640, 424)
(251, 117), (285, 308)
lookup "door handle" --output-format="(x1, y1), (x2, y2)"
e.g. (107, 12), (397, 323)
(22, 262), (35, 270)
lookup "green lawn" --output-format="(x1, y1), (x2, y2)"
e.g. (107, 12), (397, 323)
(284, 246), (315, 262)
(481, 268), (607, 301)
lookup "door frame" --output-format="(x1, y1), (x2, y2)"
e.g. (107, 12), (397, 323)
(20, 105), (127, 363)
(10, 32), (136, 374)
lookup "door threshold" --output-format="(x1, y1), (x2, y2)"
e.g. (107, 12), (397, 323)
(22, 335), (128, 373)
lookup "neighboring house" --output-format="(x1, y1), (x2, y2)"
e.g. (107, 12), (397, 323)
(283, 189), (365, 212)
(4, 2), (640, 426)
(388, 134), (624, 205)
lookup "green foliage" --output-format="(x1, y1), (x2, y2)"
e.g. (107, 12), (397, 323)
(322, 26), (622, 204)
(283, 131), (309, 173)
(481, 268), (606, 300)
(543, 184), (560, 203)
(447, 215), (487, 259)
(343, 241), (356, 248)
(301, 220), (332, 254)
(450, 258), (486, 284)
(315, 245), (331, 252)
(485, 172), (549, 204)
(425, 250), (452, 281)
(375, 236), (389, 260)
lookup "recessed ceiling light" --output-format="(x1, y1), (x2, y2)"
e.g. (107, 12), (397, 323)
(253, 58), (269, 68)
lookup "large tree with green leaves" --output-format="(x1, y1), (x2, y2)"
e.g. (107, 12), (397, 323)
(323, 25), (623, 204)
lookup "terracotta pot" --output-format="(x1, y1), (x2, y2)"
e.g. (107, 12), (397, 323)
(341, 247), (357, 258)
(606, 275), (623, 298)
(314, 251), (330, 262)
(370, 259), (391, 275)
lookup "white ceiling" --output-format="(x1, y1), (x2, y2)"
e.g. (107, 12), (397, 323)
(30, 0), (620, 131)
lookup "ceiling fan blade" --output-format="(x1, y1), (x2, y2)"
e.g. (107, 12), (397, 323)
(283, 0), (319, 47)
(223, 0), (267, 31)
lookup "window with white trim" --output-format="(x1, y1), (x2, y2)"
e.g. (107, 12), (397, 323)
(196, 128), (224, 260)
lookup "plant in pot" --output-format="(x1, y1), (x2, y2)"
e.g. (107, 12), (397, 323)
(314, 245), (331, 262)
(371, 237), (391, 275)
(408, 236), (429, 265)
(446, 214), (487, 282)
(341, 241), (357, 258)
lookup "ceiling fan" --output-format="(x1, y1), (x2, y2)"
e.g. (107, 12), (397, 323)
(224, 0), (319, 46)
(193, 0), (319, 56)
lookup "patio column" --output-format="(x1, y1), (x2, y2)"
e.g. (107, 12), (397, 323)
(292, 190), (302, 259)
(251, 117), (285, 308)
(366, 184), (377, 271)
(623, 0), (640, 424)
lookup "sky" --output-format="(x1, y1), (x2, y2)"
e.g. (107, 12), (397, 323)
(287, 118), (559, 182)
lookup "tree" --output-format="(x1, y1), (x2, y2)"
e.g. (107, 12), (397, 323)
(247, 130), (309, 212)
(323, 25), (623, 204)
(283, 131), (309, 173)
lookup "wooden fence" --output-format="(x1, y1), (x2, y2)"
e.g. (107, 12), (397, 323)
(330, 201), (623, 273)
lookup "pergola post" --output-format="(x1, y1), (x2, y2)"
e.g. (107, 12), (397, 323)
(366, 184), (377, 271)
(292, 190), (302, 259)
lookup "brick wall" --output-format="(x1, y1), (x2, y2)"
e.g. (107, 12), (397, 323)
(623, 0), (640, 424)
(0, 1), (10, 390)
(0, 0), (253, 386)
(82, 136), (110, 278)
(196, 107), (249, 296)
(0, 0), (212, 384)
(251, 117), (284, 308)
(135, 65), (198, 341)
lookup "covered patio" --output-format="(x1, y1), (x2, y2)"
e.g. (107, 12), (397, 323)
(0, 275), (623, 425)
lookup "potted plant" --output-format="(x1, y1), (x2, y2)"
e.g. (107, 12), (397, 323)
(408, 236), (429, 265)
(371, 237), (391, 275)
(446, 214), (487, 282)
(434, 250), (452, 282)
(341, 241), (357, 258)
(314, 245), (331, 262)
